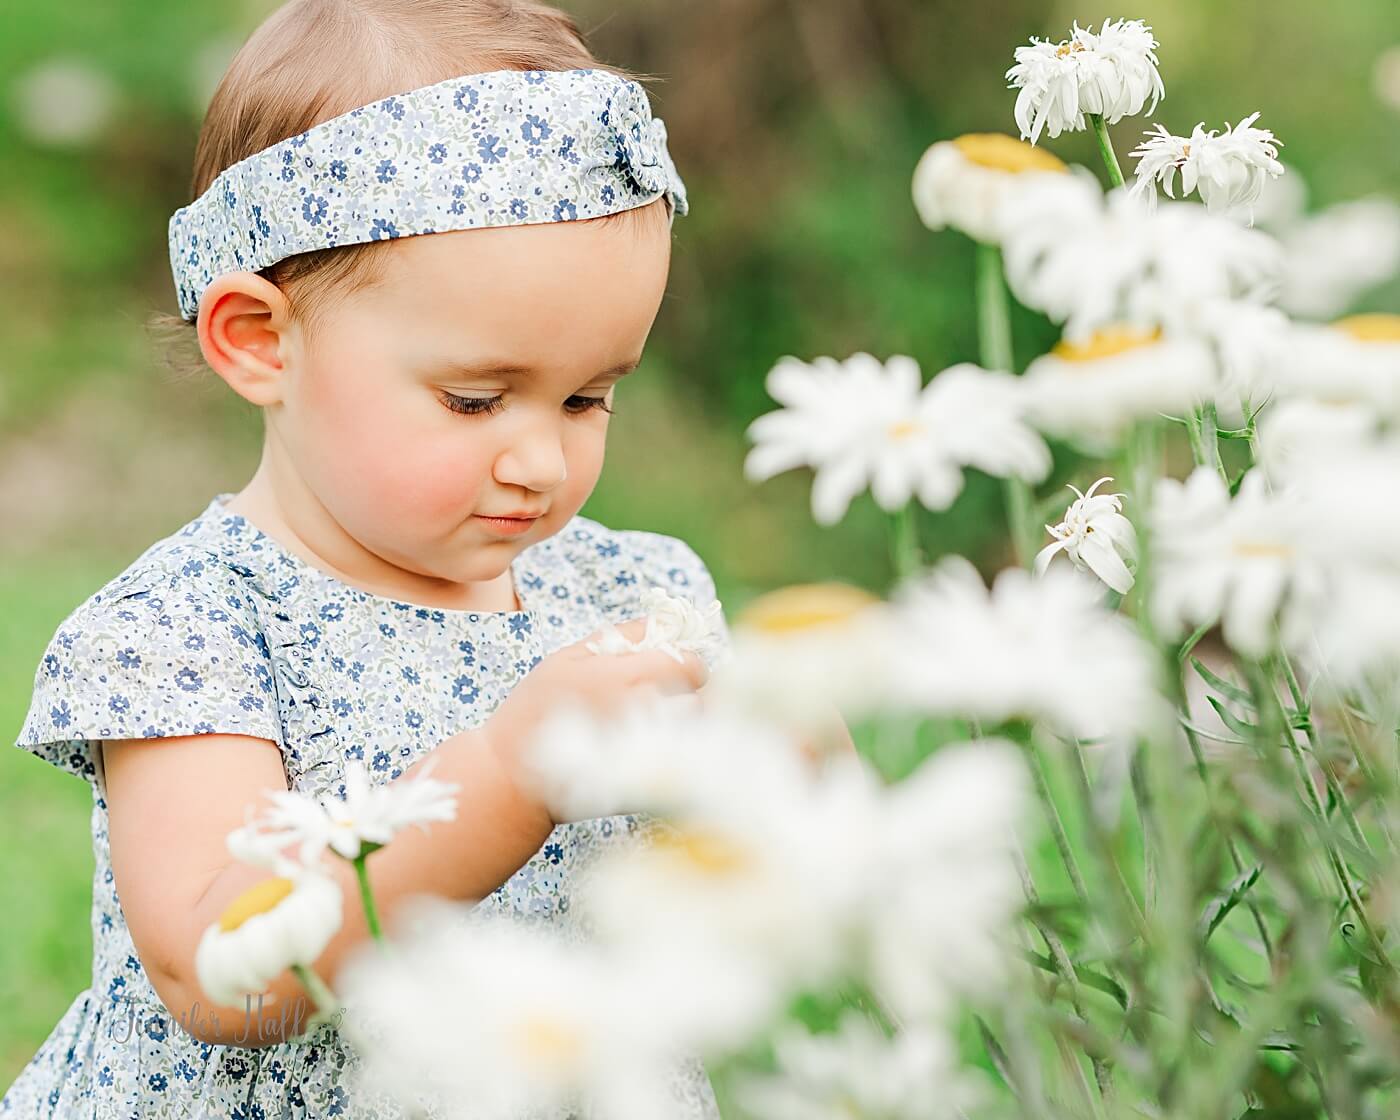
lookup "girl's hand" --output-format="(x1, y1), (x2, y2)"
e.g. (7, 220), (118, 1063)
(482, 618), (711, 823)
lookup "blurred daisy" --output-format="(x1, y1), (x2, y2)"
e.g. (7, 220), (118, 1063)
(1129, 112), (1284, 220)
(1035, 477), (1137, 593)
(711, 582), (902, 732)
(339, 906), (704, 1120)
(912, 132), (1067, 244)
(1019, 325), (1215, 452)
(890, 556), (1167, 744)
(1254, 396), (1387, 485)
(861, 741), (1028, 1020)
(1006, 18), (1165, 145)
(584, 585), (728, 669)
(734, 1013), (982, 1120)
(578, 752), (879, 999)
(1267, 314), (1400, 417)
(230, 757), (459, 866)
(1150, 467), (1327, 658)
(195, 871), (343, 1008)
(516, 689), (816, 825)
(1001, 174), (1282, 343)
(744, 353), (1051, 526)
(1275, 198), (1400, 319)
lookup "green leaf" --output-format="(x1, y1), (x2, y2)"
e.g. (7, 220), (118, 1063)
(1199, 863), (1263, 943)
(1207, 695), (1260, 740)
(1191, 656), (1255, 708)
(1177, 619), (1215, 663)
(1020, 949), (1129, 1010)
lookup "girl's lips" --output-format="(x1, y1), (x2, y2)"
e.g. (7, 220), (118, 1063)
(473, 514), (539, 536)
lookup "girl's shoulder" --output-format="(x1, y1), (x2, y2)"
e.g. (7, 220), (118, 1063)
(12, 513), (285, 789)
(546, 514), (720, 619)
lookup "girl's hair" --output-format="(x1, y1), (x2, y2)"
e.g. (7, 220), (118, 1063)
(150, 0), (671, 382)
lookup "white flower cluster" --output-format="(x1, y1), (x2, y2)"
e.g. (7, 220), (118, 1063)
(1006, 18), (1165, 143)
(338, 705), (1031, 1120)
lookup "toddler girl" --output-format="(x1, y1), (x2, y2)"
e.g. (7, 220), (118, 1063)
(2, 1), (725, 1116)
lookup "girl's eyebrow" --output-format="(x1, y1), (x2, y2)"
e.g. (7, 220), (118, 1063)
(430, 357), (643, 378)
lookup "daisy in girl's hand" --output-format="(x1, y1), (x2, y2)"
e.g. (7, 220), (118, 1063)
(584, 585), (727, 668)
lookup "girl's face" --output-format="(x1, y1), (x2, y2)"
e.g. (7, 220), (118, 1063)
(228, 203), (673, 603)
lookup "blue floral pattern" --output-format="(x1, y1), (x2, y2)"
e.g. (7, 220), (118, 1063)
(167, 68), (690, 321)
(2, 493), (725, 1118)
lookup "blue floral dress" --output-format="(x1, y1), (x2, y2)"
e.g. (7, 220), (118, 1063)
(1, 493), (726, 1119)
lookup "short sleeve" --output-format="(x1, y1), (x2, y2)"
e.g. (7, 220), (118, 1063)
(12, 552), (286, 791)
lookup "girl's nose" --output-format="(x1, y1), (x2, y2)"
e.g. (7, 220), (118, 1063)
(492, 422), (568, 492)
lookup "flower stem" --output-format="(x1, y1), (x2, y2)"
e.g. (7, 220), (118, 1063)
(1088, 114), (1125, 188)
(353, 853), (387, 946)
(975, 241), (1038, 569)
(889, 504), (923, 582)
(290, 962), (341, 1031)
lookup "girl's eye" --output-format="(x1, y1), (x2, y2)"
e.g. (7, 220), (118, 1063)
(439, 393), (614, 417)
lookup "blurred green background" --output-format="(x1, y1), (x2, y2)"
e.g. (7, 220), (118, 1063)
(3, 0), (1398, 1095)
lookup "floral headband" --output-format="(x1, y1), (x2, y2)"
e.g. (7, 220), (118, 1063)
(167, 67), (689, 321)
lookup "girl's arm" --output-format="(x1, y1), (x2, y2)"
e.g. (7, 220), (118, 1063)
(102, 725), (552, 1049)
(103, 617), (710, 1049)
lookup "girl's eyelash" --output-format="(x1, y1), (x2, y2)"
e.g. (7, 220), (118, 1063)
(439, 392), (614, 417)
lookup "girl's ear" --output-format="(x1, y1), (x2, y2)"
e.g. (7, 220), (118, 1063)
(196, 272), (296, 406)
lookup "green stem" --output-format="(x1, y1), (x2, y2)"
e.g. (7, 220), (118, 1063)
(889, 504), (923, 582)
(975, 240), (1038, 568)
(353, 853), (387, 945)
(1088, 113), (1126, 188)
(289, 962), (342, 1032)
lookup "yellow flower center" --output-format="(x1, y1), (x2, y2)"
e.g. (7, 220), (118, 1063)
(218, 877), (295, 932)
(1052, 325), (1164, 364)
(887, 419), (923, 441)
(1332, 313), (1400, 343)
(653, 825), (752, 877)
(1055, 39), (1087, 57)
(735, 582), (882, 635)
(952, 133), (1067, 175)
(514, 1015), (584, 1065)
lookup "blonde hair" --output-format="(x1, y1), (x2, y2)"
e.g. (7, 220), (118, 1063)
(150, 0), (672, 382)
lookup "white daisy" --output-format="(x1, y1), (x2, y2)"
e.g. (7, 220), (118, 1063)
(711, 582), (903, 732)
(194, 871), (343, 1008)
(744, 353), (1051, 526)
(1018, 325), (1216, 452)
(1265, 314), (1400, 417)
(889, 556), (1168, 744)
(231, 757), (459, 866)
(577, 750), (880, 1000)
(911, 132), (1067, 244)
(1149, 467), (1328, 658)
(515, 689), (816, 825)
(861, 741), (1029, 1021)
(1275, 197), (1400, 319)
(1001, 174), (1283, 344)
(338, 904), (705, 1120)
(1006, 18), (1164, 145)
(583, 585), (728, 669)
(733, 1013), (982, 1120)
(1035, 477), (1137, 593)
(1254, 396), (1387, 485)
(1129, 112), (1284, 220)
